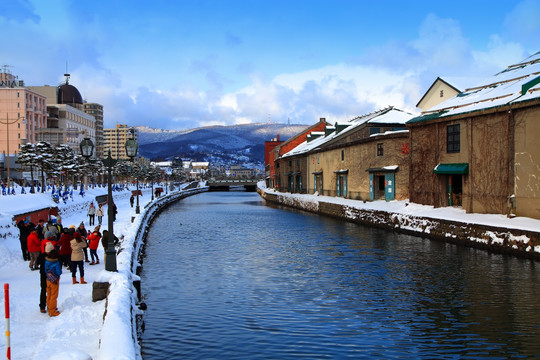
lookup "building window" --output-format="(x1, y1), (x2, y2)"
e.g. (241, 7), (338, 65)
(296, 159), (300, 167)
(341, 150), (345, 161)
(377, 143), (383, 156)
(440, 90), (444, 97)
(288, 160), (292, 167)
(369, 127), (381, 135)
(447, 124), (460, 153)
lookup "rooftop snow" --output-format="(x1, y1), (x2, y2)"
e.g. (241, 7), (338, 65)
(410, 52), (540, 123)
(282, 107), (414, 158)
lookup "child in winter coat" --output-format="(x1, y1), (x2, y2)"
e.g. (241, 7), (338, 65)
(44, 246), (62, 317)
(87, 226), (101, 265)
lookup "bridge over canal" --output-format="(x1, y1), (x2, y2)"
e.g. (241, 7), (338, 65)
(207, 179), (261, 192)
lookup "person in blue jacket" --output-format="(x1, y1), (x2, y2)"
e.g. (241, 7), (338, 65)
(44, 244), (62, 317)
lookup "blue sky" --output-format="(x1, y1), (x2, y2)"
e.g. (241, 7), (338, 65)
(1, 0), (539, 130)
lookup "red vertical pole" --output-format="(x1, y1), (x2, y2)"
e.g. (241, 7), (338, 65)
(4, 283), (10, 360)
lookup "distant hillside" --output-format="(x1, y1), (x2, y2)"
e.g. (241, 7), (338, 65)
(136, 123), (309, 168)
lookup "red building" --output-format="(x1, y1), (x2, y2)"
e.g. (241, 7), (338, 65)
(270, 118), (328, 191)
(264, 135), (283, 188)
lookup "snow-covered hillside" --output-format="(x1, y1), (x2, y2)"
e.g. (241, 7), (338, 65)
(136, 123), (309, 166)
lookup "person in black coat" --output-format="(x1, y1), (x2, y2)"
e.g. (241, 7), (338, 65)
(36, 246), (50, 313)
(36, 219), (46, 240)
(16, 220), (31, 261)
(107, 202), (118, 222)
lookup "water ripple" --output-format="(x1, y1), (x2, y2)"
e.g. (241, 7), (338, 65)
(141, 192), (540, 359)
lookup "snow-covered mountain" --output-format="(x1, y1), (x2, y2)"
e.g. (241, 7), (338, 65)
(136, 123), (309, 168)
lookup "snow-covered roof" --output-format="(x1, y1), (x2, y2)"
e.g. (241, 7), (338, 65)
(281, 107), (414, 158)
(410, 52), (540, 123)
(151, 161), (172, 167)
(440, 76), (486, 92)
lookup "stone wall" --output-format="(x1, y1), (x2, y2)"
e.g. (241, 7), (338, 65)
(259, 189), (540, 260)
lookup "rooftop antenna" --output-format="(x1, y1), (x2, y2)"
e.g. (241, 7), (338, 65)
(64, 61), (70, 84)
(1, 64), (13, 74)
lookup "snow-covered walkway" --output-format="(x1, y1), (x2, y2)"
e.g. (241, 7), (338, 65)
(0, 185), (153, 360)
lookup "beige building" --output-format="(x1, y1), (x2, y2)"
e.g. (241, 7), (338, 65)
(28, 76), (96, 155)
(408, 52), (540, 219)
(84, 102), (104, 158)
(416, 77), (480, 112)
(307, 131), (410, 200)
(1, 70), (47, 180)
(278, 107), (412, 200)
(103, 124), (138, 160)
(0, 70), (47, 153)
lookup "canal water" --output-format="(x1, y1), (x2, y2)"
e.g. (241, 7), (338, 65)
(140, 191), (540, 359)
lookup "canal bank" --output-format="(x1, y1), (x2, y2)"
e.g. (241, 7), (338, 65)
(0, 182), (207, 360)
(121, 185), (208, 359)
(258, 186), (540, 260)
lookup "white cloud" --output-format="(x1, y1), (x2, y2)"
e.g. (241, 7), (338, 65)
(11, 9), (528, 131)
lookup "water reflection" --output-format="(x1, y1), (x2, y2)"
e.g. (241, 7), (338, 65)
(141, 192), (540, 359)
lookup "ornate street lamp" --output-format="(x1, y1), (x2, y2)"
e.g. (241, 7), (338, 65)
(80, 137), (94, 158)
(80, 137), (118, 272)
(125, 135), (140, 214)
(80, 137), (94, 191)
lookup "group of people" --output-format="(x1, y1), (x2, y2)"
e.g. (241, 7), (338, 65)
(16, 202), (114, 317)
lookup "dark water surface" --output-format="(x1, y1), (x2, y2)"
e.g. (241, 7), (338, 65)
(141, 192), (540, 359)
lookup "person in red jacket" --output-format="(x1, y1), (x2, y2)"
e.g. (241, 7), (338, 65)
(58, 228), (73, 270)
(87, 226), (101, 265)
(41, 231), (58, 254)
(27, 228), (41, 270)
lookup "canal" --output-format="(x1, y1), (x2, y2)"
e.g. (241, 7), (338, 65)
(140, 191), (540, 359)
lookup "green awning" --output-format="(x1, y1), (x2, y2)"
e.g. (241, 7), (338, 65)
(433, 163), (469, 175)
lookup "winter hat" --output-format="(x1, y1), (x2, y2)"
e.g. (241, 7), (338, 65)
(69, 225), (76, 229)
(45, 242), (54, 253)
(79, 222), (85, 227)
(44, 230), (54, 239)
(74, 232), (81, 239)
(24, 220), (28, 224)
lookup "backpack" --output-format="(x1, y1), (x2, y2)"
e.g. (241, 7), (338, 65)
(47, 269), (59, 283)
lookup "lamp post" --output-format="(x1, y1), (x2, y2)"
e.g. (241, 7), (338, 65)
(1, 113), (25, 189)
(80, 137), (118, 272)
(102, 149), (118, 272)
(125, 135), (139, 214)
